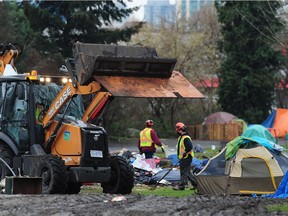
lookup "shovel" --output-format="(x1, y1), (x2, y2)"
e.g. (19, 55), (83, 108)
(150, 159), (181, 190)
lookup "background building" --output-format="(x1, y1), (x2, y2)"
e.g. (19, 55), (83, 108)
(176, 0), (214, 20)
(144, 0), (175, 26)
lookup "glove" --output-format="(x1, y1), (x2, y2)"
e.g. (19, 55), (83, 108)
(182, 152), (187, 158)
(161, 146), (165, 153)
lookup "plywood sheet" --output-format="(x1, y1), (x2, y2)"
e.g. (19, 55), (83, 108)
(94, 71), (204, 98)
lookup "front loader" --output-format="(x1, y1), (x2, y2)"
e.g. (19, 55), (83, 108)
(0, 42), (204, 194)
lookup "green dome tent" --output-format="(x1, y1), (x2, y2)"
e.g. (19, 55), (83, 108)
(196, 124), (288, 195)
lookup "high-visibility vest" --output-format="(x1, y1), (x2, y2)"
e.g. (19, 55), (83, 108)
(140, 128), (153, 147)
(177, 135), (194, 159)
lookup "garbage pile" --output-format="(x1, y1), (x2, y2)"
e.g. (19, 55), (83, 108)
(114, 145), (209, 186)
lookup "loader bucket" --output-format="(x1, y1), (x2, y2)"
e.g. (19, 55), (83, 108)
(73, 42), (204, 99)
(5, 176), (42, 194)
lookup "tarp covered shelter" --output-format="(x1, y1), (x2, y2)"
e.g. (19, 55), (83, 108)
(196, 125), (288, 195)
(203, 111), (237, 124)
(262, 108), (288, 138)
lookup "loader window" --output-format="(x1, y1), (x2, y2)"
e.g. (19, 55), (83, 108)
(34, 83), (84, 119)
(0, 81), (29, 149)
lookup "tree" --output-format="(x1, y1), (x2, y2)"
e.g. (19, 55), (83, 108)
(123, 5), (221, 133)
(216, 1), (285, 123)
(0, 1), (40, 73)
(21, 1), (143, 58)
(270, 4), (288, 109)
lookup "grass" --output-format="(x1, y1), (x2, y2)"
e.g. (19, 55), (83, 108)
(267, 204), (288, 212)
(132, 184), (197, 197)
(81, 184), (196, 197)
(81, 185), (103, 194)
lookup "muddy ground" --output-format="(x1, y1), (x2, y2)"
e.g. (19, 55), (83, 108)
(0, 189), (287, 216)
(1, 140), (286, 216)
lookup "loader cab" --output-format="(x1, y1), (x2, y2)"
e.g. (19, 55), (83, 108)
(0, 77), (36, 154)
(0, 77), (84, 155)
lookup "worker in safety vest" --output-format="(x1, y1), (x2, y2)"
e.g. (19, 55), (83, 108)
(173, 122), (197, 190)
(138, 120), (163, 159)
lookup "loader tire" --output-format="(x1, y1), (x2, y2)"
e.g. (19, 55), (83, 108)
(101, 155), (134, 194)
(37, 155), (68, 194)
(66, 182), (82, 194)
(0, 144), (14, 180)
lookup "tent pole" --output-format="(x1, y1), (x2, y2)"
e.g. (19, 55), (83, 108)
(224, 159), (234, 196)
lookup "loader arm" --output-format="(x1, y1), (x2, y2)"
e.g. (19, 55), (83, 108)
(82, 91), (112, 123)
(43, 42), (204, 128)
(0, 43), (20, 75)
(42, 81), (102, 128)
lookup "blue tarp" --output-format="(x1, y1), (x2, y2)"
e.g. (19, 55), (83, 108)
(167, 154), (208, 168)
(262, 110), (276, 128)
(248, 136), (283, 152)
(150, 168), (180, 182)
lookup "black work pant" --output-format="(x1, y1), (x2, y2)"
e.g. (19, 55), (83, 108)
(179, 155), (197, 188)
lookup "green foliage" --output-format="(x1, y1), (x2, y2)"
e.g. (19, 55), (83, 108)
(21, 1), (143, 57)
(216, 1), (285, 124)
(3, 2), (34, 45)
(0, 2), (39, 73)
(0, 1), (143, 75)
(103, 97), (207, 138)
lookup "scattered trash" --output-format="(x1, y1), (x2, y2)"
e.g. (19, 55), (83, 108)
(116, 144), (207, 187)
(194, 144), (205, 153)
(132, 155), (158, 172)
(158, 179), (171, 185)
(111, 196), (127, 202)
(118, 148), (132, 159)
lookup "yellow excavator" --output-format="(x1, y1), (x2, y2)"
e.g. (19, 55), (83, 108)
(0, 42), (204, 194)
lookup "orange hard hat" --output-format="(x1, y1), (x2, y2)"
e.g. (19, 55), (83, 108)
(145, 120), (154, 127)
(175, 122), (186, 132)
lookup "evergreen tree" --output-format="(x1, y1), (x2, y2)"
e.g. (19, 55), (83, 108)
(0, 1), (39, 73)
(216, 1), (285, 123)
(21, 1), (143, 57)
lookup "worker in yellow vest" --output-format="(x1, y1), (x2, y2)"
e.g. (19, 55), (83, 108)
(173, 122), (197, 190)
(138, 120), (163, 159)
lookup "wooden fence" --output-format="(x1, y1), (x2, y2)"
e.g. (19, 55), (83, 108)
(187, 122), (244, 141)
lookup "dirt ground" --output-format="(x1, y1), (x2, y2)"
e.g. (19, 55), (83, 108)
(1, 139), (286, 216)
(0, 189), (287, 216)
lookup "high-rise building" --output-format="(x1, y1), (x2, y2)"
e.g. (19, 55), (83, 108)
(176, 0), (214, 20)
(144, 0), (176, 26)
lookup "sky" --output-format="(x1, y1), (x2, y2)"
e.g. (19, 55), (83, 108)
(125, 0), (176, 21)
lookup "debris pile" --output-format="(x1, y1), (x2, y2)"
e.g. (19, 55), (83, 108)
(113, 145), (208, 186)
